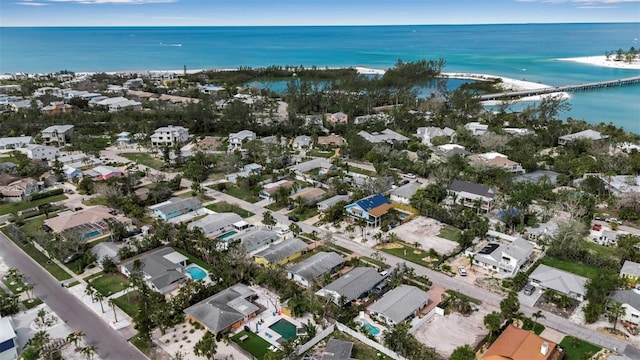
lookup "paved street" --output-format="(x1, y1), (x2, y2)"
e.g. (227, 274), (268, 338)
(0, 231), (146, 360)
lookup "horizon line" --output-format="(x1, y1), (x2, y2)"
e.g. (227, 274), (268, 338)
(2, 21), (639, 28)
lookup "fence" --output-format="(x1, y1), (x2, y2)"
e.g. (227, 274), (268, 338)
(229, 339), (257, 360)
(409, 307), (438, 334)
(296, 324), (336, 356)
(335, 323), (409, 360)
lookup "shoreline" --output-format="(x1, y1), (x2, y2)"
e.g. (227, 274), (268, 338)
(556, 55), (640, 70)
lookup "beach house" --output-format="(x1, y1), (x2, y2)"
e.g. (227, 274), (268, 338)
(188, 213), (245, 239)
(287, 251), (344, 287)
(621, 261), (640, 284)
(481, 325), (562, 360)
(41, 125), (74, 146)
(472, 238), (534, 276)
(528, 264), (588, 301)
(253, 238), (309, 267)
(228, 130), (256, 150)
(416, 126), (455, 145)
(18, 144), (60, 161)
(317, 135), (345, 148)
(151, 125), (189, 147)
(358, 129), (409, 144)
(0, 177), (41, 202)
(558, 129), (608, 145)
(0, 317), (18, 360)
(0, 136), (34, 150)
(225, 227), (278, 252)
(317, 194), (351, 212)
(367, 285), (429, 326)
(468, 152), (525, 174)
(84, 165), (124, 181)
(120, 247), (188, 294)
(316, 267), (385, 305)
(344, 194), (392, 227)
(44, 205), (132, 241)
(464, 122), (488, 136)
(327, 112), (348, 124)
(447, 179), (496, 212)
(609, 289), (640, 326)
(149, 197), (202, 221)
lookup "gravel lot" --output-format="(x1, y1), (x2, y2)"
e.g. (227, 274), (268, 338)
(389, 216), (458, 255)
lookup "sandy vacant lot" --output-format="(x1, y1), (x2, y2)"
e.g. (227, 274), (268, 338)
(414, 307), (489, 357)
(390, 216), (458, 255)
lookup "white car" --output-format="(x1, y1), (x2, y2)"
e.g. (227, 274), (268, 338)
(277, 228), (290, 236)
(403, 173), (417, 179)
(458, 266), (467, 276)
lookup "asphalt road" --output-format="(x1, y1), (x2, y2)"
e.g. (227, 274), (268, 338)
(0, 231), (146, 360)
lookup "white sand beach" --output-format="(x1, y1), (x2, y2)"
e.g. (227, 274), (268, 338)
(557, 55), (640, 70)
(442, 72), (570, 105)
(354, 66), (386, 75)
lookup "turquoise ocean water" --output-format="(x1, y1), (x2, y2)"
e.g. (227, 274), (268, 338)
(1, 24), (639, 133)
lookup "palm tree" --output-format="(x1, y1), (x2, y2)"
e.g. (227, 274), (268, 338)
(94, 291), (105, 313)
(80, 345), (98, 360)
(609, 301), (627, 332)
(84, 285), (96, 303)
(532, 310), (545, 331)
(484, 311), (502, 339)
(108, 299), (118, 322)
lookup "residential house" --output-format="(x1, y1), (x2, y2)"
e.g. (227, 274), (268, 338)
(0, 177), (41, 202)
(259, 180), (295, 200)
(62, 165), (82, 180)
(317, 135), (345, 148)
(524, 221), (559, 243)
(528, 264), (588, 301)
(481, 325), (562, 360)
(226, 227), (278, 252)
(0, 136), (34, 150)
(599, 175), (640, 195)
(609, 289), (640, 325)
(40, 102), (74, 115)
(289, 158), (333, 176)
(149, 197), (202, 221)
(514, 170), (560, 186)
(123, 78), (144, 89)
(293, 135), (313, 149)
(0, 317), (18, 360)
(317, 195), (351, 212)
(416, 126), (455, 145)
(253, 238), (309, 266)
(464, 122), (488, 136)
(116, 132), (132, 146)
(150, 125), (189, 147)
(95, 97), (142, 112)
(90, 242), (120, 266)
(305, 115), (324, 128)
(473, 238), (534, 276)
(41, 125), (74, 146)
(120, 247), (188, 294)
(10, 99), (42, 112)
(84, 165), (124, 180)
(358, 129), (409, 144)
(184, 283), (259, 335)
(44, 205), (131, 241)
(431, 144), (470, 160)
(447, 179), (496, 212)
(52, 153), (99, 168)
(621, 261), (640, 283)
(504, 128), (535, 136)
(199, 84), (224, 94)
(353, 113), (391, 125)
(327, 112), (348, 124)
(345, 194), (392, 227)
(321, 339), (355, 360)
(259, 135), (287, 146)
(389, 181), (421, 205)
(19, 144), (59, 161)
(225, 163), (263, 184)
(287, 251), (344, 288)
(316, 267), (385, 305)
(558, 129), (608, 145)
(367, 285), (428, 326)
(468, 152), (525, 174)
(228, 130), (256, 150)
(599, 230), (618, 247)
(188, 213), (244, 239)
(289, 187), (327, 206)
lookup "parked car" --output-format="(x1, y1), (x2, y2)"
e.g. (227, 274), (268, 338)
(592, 224), (602, 231)
(523, 284), (535, 295)
(288, 215), (299, 222)
(277, 228), (290, 236)
(63, 253), (81, 264)
(606, 217), (623, 225)
(458, 266), (467, 276)
(403, 173), (417, 179)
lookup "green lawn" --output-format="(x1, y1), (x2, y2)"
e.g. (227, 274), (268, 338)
(348, 166), (376, 177)
(582, 241), (617, 258)
(308, 149), (333, 158)
(205, 202), (254, 218)
(438, 225), (462, 242)
(3, 279), (27, 294)
(113, 290), (140, 317)
(290, 206), (318, 221)
(265, 202), (286, 211)
(559, 336), (601, 360)
(1, 230), (71, 281)
(541, 256), (600, 280)
(130, 334), (152, 355)
(0, 194), (67, 216)
(174, 248), (213, 271)
(380, 244), (434, 268)
(324, 331), (393, 360)
(20, 217), (47, 237)
(120, 152), (165, 170)
(89, 274), (129, 296)
(223, 185), (261, 203)
(22, 298), (43, 309)
(231, 330), (272, 360)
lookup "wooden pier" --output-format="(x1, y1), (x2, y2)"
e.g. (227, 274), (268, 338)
(479, 75), (640, 101)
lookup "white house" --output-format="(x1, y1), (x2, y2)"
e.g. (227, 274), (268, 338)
(41, 125), (74, 146)
(447, 179), (496, 212)
(228, 130), (256, 150)
(610, 289), (640, 325)
(416, 126), (455, 145)
(151, 125), (189, 147)
(358, 129), (409, 144)
(468, 152), (525, 174)
(367, 285), (428, 326)
(389, 181), (422, 205)
(0, 136), (34, 150)
(464, 122), (488, 136)
(18, 144), (59, 161)
(95, 96), (142, 112)
(287, 251), (344, 287)
(529, 264), (588, 301)
(558, 129), (608, 145)
(0, 317), (18, 360)
(473, 238), (534, 276)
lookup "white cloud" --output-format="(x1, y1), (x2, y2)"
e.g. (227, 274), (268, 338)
(16, 1), (48, 5)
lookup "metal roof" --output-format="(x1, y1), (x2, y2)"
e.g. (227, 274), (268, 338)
(254, 238), (308, 264)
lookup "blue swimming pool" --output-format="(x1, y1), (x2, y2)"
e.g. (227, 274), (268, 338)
(357, 321), (381, 336)
(186, 266), (207, 280)
(217, 231), (238, 240)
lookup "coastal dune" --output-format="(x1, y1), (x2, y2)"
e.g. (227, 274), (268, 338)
(556, 55), (640, 70)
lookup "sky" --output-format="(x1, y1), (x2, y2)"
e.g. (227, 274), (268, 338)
(1, 0), (639, 27)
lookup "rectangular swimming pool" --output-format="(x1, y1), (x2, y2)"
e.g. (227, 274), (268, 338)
(216, 231), (238, 240)
(269, 319), (297, 341)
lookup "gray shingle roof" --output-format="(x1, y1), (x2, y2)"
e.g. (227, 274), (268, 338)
(367, 285), (428, 324)
(121, 247), (187, 290)
(288, 252), (344, 281)
(390, 182), (421, 199)
(289, 158), (333, 173)
(529, 264), (588, 297)
(322, 267), (383, 302)
(503, 238), (534, 264)
(184, 283), (258, 333)
(321, 339), (354, 360)
(254, 238), (308, 264)
(610, 289), (640, 311)
(448, 179), (496, 198)
(150, 197), (201, 216)
(621, 260), (640, 278)
(227, 227), (277, 251)
(188, 213), (243, 237)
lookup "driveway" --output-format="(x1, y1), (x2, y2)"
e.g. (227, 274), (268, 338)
(0, 232), (146, 360)
(519, 287), (543, 308)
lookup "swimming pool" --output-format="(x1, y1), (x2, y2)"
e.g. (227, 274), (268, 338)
(217, 231), (238, 240)
(186, 266), (207, 280)
(269, 319), (297, 341)
(357, 320), (381, 336)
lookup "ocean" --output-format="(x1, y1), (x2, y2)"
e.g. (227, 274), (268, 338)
(1, 24), (639, 133)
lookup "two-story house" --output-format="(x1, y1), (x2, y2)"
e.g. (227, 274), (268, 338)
(344, 194), (392, 227)
(447, 179), (496, 212)
(473, 238), (534, 276)
(468, 152), (525, 174)
(228, 130), (256, 150)
(150, 125), (189, 147)
(41, 125), (74, 146)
